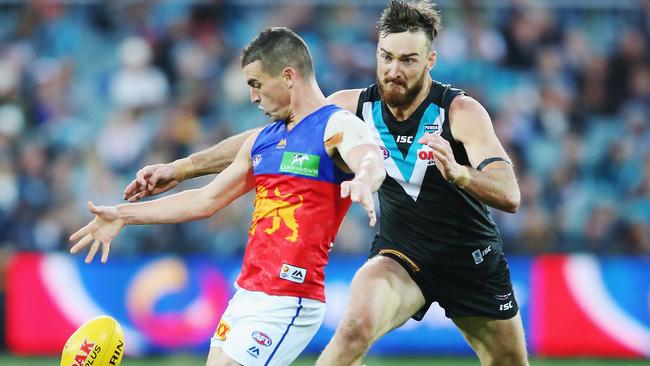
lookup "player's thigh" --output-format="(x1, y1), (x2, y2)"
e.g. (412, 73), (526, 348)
(211, 288), (325, 366)
(206, 347), (242, 366)
(453, 312), (528, 364)
(343, 255), (425, 338)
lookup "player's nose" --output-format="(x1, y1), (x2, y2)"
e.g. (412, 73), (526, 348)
(250, 88), (261, 104)
(386, 61), (402, 79)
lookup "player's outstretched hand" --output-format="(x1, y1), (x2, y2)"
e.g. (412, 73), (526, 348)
(341, 180), (376, 227)
(123, 163), (178, 202)
(69, 201), (126, 264)
(418, 133), (463, 183)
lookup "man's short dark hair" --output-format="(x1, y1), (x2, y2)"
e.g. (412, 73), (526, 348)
(241, 27), (314, 77)
(378, 0), (441, 49)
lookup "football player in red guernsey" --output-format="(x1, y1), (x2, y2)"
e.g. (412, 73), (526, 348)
(69, 27), (384, 366)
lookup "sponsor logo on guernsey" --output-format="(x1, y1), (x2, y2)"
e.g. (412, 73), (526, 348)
(214, 319), (231, 341)
(417, 146), (437, 166)
(280, 263), (307, 284)
(276, 138), (287, 149)
(494, 292), (512, 301)
(252, 154), (262, 168)
(279, 152), (320, 177)
(472, 245), (492, 265)
(247, 346), (260, 358)
(396, 135), (413, 144)
(252, 331), (272, 346)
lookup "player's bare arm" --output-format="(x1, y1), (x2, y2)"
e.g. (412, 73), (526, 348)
(121, 89), (360, 203)
(419, 95), (520, 213)
(71, 132), (259, 264)
(325, 111), (386, 226)
(123, 128), (261, 202)
(325, 89), (363, 114)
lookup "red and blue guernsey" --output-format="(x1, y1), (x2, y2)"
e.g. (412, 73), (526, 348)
(237, 105), (354, 302)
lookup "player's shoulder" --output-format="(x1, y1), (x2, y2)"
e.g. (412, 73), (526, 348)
(248, 124), (271, 147)
(327, 108), (365, 129)
(358, 84), (381, 103)
(430, 80), (466, 109)
(449, 94), (485, 116)
(326, 89), (364, 113)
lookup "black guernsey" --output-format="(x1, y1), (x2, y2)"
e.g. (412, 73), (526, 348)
(356, 81), (503, 258)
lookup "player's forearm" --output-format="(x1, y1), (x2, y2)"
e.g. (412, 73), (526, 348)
(172, 129), (259, 180)
(352, 151), (386, 192)
(116, 189), (213, 225)
(455, 167), (520, 213)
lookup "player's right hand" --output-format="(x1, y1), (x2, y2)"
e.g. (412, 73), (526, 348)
(123, 163), (178, 202)
(70, 201), (126, 264)
(341, 179), (377, 227)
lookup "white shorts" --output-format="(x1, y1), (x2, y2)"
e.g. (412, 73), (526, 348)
(210, 287), (325, 366)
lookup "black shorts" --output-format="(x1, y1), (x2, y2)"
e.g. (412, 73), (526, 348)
(369, 235), (518, 321)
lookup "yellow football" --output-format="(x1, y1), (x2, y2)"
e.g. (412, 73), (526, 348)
(60, 315), (125, 366)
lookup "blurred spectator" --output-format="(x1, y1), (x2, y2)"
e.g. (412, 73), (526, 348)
(110, 36), (169, 110)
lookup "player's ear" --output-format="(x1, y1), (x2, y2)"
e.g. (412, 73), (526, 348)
(282, 67), (296, 89)
(427, 49), (437, 71)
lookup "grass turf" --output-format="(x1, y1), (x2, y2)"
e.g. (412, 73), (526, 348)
(2, 355), (649, 366)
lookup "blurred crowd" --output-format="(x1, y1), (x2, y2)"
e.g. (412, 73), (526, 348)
(0, 0), (648, 258)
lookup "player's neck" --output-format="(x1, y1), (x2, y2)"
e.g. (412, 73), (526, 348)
(386, 77), (432, 121)
(285, 79), (326, 131)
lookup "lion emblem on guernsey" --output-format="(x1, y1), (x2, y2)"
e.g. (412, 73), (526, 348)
(250, 186), (303, 242)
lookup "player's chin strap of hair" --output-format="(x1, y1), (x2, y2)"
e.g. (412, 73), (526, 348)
(476, 157), (511, 171)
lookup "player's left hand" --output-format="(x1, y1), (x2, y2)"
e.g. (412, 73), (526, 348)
(418, 133), (464, 184)
(69, 201), (126, 264)
(341, 179), (376, 227)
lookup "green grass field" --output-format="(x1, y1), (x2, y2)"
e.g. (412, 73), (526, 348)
(3, 355), (649, 366)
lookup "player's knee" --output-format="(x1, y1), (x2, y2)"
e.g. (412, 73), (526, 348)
(336, 313), (376, 349)
(486, 346), (528, 366)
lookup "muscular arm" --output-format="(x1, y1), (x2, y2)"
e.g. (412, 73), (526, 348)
(326, 89), (363, 114)
(326, 90), (385, 190)
(123, 128), (260, 201)
(119, 133), (258, 224)
(326, 110), (385, 189)
(123, 90), (360, 202)
(447, 96), (520, 213)
(325, 110), (385, 225)
(71, 132), (259, 263)
(172, 128), (260, 179)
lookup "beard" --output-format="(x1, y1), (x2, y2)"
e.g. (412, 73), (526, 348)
(377, 68), (427, 109)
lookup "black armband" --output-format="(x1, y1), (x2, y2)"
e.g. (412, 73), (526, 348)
(476, 157), (511, 171)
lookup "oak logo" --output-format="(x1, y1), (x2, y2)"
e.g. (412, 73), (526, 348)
(70, 338), (100, 366)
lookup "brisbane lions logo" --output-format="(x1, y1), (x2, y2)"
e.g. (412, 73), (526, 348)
(250, 186), (303, 242)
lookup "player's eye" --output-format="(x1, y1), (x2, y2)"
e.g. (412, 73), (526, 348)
(403, 58), (415, 65)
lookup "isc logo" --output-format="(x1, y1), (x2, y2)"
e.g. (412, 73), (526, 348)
(252, 331), (272, 346)
(499, 301), (513, 311)
(396, 135), (413, 144)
